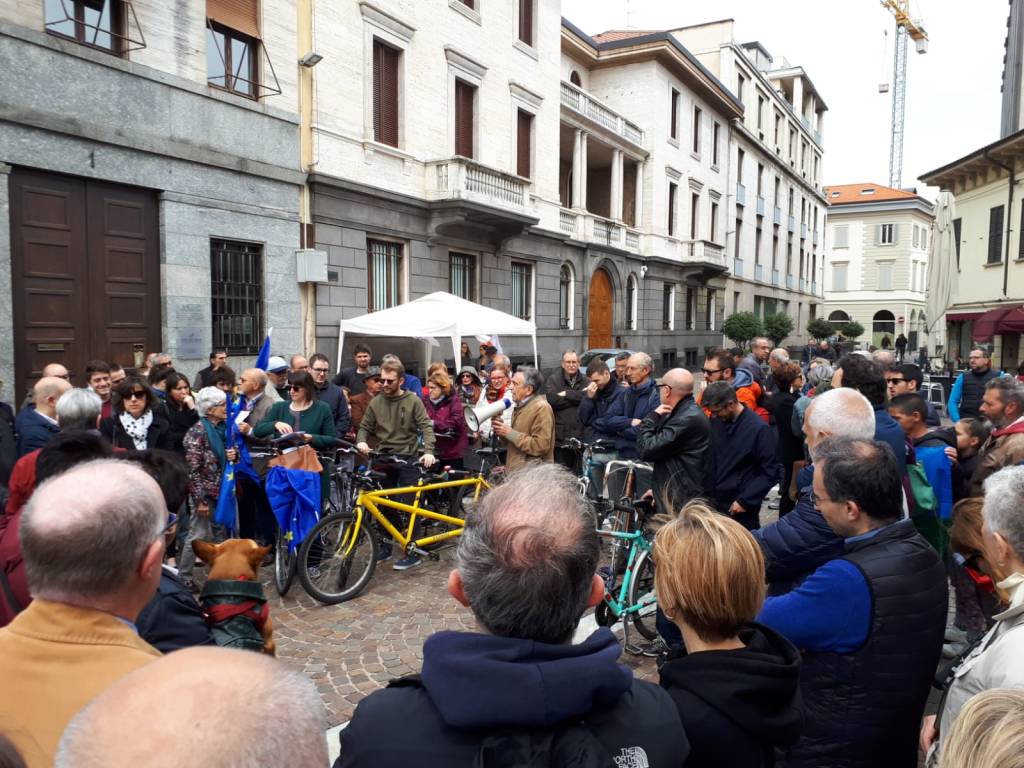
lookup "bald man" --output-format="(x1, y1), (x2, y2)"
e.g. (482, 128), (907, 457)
(15, 376), (72, 457)
(0, 460), (165, 767)
(635, 368), (711, 514)
(56, 647), (327, 768)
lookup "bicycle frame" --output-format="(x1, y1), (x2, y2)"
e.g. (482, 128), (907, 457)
(341, 475), (490, 555)
(599, 529), (654, 618)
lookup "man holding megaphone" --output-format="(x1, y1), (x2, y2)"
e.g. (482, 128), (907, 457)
(490, 368), (555, 471)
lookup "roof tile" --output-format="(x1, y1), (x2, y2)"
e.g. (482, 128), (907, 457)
(824, 183), (918, 205)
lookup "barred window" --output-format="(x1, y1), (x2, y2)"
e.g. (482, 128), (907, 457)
(662, 283), (675, 330)
(626, 274), (637, 330)
(211, 239), (264, 354)
(558, 264), (572, 329)
(511, 262), (532, 320)
(368, 239), (403, 311)
(449, 252), (476, 301)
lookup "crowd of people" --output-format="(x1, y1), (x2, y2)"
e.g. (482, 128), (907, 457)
(0, 338), (1023, 767)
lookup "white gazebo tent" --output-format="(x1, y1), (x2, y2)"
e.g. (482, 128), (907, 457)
(337, 292), (538, 373)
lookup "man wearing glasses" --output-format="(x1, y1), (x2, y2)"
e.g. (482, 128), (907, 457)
(948, 347), (1001, 422)
(697, 351), (766, 421)
(357, 360), (436, 570)
(886, 364), (940, 427)
(491, 368), (554, 471)
(307, 353), (351, 437)
(635, 368), (710, 515)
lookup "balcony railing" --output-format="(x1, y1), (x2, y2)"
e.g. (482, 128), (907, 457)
(773, 207), (782, 225)
(560, 209), (578, 237)
(687, 240), (726, 266)
(736, 183), (746, 206)
(755, 264), (764, 281)
(786, 274), (795, 289)
(427, 157), (528, 210)
(813, 230), (819, 245)
(733, 257), (744, 277)
(812, 280), (819, 295)
(800, 277), (807, 292)
(560, 81), (645, 146)
(592, 216), (622, 246)
(756, 196), (766, 216)
(625, 229), (640, 250)
(801, 223), (808, 239)
(787, 215), (796, 233)
(771, 269), (780, 286)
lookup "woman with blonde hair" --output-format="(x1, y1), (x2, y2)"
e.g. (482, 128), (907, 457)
(655, 501), (803, 767)
(940, 688), (1024, 768)
(423, 370), (466, 469)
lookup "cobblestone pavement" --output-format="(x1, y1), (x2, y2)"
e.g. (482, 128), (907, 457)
(262, 546), (657, 728)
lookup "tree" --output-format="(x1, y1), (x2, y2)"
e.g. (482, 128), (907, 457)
(806, 318), (834, 341)
(841, 321), (865, 341)
(763, 312), (795, 347)
(722, 312), (763, 349)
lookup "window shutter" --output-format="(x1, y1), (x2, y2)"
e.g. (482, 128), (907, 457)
(875, 224), (881, 245)
(207, 0), (259, 38)
(516, 110), (532, 178)
(373, 40), (399, 147)
(455, 80), (474, 158)
(891, 224), (898, 244)
(519, 0), (534, 46)
(670, 89), (678, 140)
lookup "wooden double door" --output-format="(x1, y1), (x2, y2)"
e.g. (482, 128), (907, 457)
(588, 268), (613, 349)
(10, 169), (161, 395)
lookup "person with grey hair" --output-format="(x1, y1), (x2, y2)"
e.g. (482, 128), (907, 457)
(871, 348), (895, 370)
(55, 388), (103, 432)
(594, 352), (660, 464)
(178, 387), (236, 590)
(968, 376), (1024, 495)
(739, 337), (771, 389)
(754, 388), (878, 593)
(545, 349), (587, 470)
(0, 460), (164, 766)
(920, 465), (1024, 764)
(56, 647), (327, 768)
(758, 437), (947, 768)
(337, 463), (689, 767)
(792, 361), (835, 436)
(491, 366), (554, 471)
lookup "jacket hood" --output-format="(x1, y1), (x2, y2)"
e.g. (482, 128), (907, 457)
(658, 622), (803, 745)
(458, 366), (483, 385)
(913, 427), (956, 449)
(732, 366), (754, 389)
(420, 628), (632, 728)
(992, 416), (1024, 438)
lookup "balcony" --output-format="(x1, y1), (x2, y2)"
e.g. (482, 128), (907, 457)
(560, 80), (645, 147)
(787, 215), (796, 233)
(687, 240), (726, 266)
(427, 157), (529, 211)
(773, 207), (782, 225)
(799, 277), (807, 292)
(590, 215), (622, 247)
(562, 210), (641, 252)
(813, 230), (819, 245)
(756, 196), (766, 216)
(625, 229), (640, 250)
(801, 223), (808, 239)
(559, 209), (578, 237)
(786, 274), (795, 289)
(733, 257), (744, 277)
(771, 269), (780, 286)
(755, 264), (764, 281)
(812, 280), (819, 295)
(736, 183), (746, 206)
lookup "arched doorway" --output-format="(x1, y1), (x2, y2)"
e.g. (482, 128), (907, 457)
(828, 310), (849, 332)
(873, 310), (896, 348)
(588, 268), (613, 349)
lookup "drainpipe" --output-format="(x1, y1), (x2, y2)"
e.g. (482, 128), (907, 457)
(983, 150), (1015, 297)
(298, 0), (317, 357)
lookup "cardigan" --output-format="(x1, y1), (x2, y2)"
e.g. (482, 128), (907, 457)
(253, 400), (337, 450)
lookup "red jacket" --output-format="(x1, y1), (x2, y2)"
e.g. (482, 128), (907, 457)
(0, 450), (38, 626)
(424, 394), (468, 462)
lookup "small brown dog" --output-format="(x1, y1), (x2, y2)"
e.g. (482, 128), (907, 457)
(192, 539), (275, 656)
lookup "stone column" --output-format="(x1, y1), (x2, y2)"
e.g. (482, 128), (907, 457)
(579, 132), (589, 211)
(571, 129), (585, 209)
(0, 163), (13, 395)
(610, 149), (623, 221)
(634, 160), (644, 229)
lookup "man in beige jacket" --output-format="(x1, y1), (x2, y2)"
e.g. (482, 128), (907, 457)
(0, 460), (165, 767)
(972, 377), (1024, 495)
(492, 367), (555, 471)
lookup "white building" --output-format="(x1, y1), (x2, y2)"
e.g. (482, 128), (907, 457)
(673, 22), (828, 345)
(822, 183), (934, 350)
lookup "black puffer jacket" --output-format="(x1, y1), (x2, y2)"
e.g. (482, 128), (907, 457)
(337, 628), (689, 768)
(545, 369), (587, 443)
(635, 395), (710, 512)
(660, 622), (804, 768)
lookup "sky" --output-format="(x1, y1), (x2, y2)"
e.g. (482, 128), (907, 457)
(561, 0), (1008, 199)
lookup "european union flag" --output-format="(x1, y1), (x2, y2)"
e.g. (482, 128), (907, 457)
(213, 463), (238, 534)
(255, 328), (273, 371)
(266, 466), (321, 554)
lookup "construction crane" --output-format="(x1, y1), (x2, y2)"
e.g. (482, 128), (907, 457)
(880, 0), (928, 189)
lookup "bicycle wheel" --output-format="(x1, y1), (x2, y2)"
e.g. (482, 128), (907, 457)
(626, 549), (658, 641)
(297, 510), (379, 604)
(274, 526), (297, 597)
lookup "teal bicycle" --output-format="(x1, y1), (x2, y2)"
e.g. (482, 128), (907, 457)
(593, 499), (658, 654)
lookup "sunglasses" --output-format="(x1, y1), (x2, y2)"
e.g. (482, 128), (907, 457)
(886, 377), (905, 385)
(701, 368), (721, 376)
(287, 385), (305, 391)
(311, 367), (330, 373)
(126, 390), (148, 400)
(379, 378), (398, 384)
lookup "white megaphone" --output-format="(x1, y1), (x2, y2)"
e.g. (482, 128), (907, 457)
(464, 398), (512, 431)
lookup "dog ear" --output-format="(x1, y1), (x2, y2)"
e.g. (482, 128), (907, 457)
(191, 539), (219, 564)
(248, 544), (272, 570)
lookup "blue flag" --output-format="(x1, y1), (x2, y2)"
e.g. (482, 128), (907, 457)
(255, 328), (272, 371)
(266, 466), (321, 553)
(227, 394), (260, 486)
(213, 462), (238, 534)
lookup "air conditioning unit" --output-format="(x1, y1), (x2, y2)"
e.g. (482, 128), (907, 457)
(296, 248), (328, 283)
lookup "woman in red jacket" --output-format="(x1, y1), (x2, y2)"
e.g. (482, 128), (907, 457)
(424, 371), (468, 470)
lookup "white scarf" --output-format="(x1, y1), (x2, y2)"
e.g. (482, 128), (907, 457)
(119, 409), (153, 450)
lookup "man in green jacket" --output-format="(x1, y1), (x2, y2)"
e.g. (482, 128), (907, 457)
(356, 359), (437, 570)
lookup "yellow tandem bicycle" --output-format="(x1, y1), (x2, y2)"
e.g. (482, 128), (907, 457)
(296, 451), (495, 604)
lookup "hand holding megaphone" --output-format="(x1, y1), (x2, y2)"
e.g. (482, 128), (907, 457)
(464, 398), (512, 431)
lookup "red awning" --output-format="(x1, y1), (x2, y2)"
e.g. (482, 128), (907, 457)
(946, 311), (985, 322)
(971, 305), (1024, 342)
